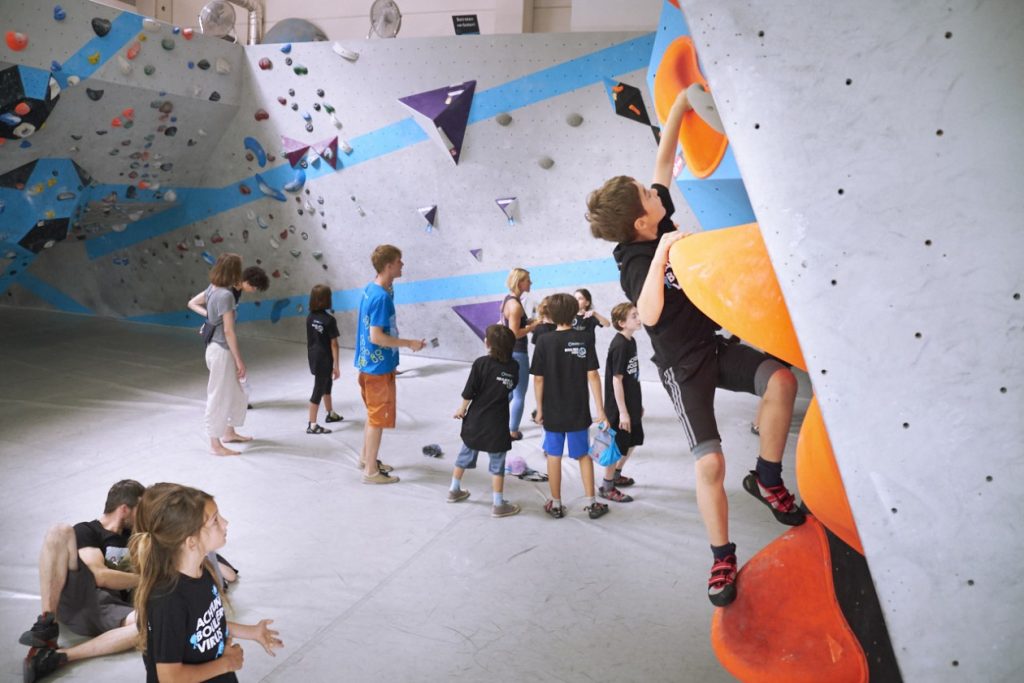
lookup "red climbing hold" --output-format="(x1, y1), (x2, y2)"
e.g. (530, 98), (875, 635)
(126, 42), (141, 60)
(182, 28), (194, 40)
(14, 102), (30, 116)
(6, 31), (29, 51)
(254, 109), (269, 121)
(111, 117), (122, 128)
(259, 57), (272, 70)
(121, 107), (135, 120)
(239, 184), (252, 195)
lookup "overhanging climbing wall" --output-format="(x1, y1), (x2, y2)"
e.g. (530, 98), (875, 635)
(1, 0), (686, 362)
(679, 0), (1024, 680)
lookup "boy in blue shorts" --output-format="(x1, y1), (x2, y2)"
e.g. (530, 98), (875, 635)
(600, 302), (645, 503)
(449, 325), (522, 518)
(530, 293), (608, 520)
(586, 89), (804, 606)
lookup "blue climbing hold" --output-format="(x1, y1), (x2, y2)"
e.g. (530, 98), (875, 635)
(54, 5), (66, 21)
(201, 251), (216, 265)
(270, 298), (290, 323)
(255, 173), (286, 202)
(283, 168), (306, 193)
(243, 136), (267, 167)
(280, 43), (292, 53)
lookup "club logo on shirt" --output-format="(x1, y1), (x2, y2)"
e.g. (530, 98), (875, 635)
(626, 355), (639, 379)
(311, 319), (325, 334)
(664, 263), (682, 291)
(496, 371), (515, 389)
(564, 341), (588, 359)
(188, 585), (226, 656)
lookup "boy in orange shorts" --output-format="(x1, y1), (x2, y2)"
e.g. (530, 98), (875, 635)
(354, 244), (426, 484)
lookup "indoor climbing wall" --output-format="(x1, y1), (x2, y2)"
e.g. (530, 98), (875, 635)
(675, 0), (1024, 681)
(2, 0), (680, 362)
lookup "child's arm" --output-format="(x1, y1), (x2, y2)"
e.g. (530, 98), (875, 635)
(221, 310), (246, 379)
(589, 310), (611, 328)
(652, 89), (691, 187)
(155, 641), (244, 683)
(330, 338), (340, 379)
(533, 376), (544, 425)
(588, 369), (606, 425)
(612, 375), (631, 432)
(453, 398), (471, 419)
(187, 290), (208, 318)
(636, 231), (687, 326)
(229, 619), (283, 656)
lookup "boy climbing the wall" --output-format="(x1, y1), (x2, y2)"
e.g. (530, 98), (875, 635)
(586, 89), (804, 607)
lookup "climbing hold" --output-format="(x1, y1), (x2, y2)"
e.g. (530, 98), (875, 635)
(254, 109), (269, 121)
(470, 248), (483, 261)
(289, 249), (301, 257)
(50, 60), (62, 72)
(5, 31), (28, 51)
(144, 65), (155, 75)
(183, 27), (194, 39)
(340, 138), (353, 154)
(201, 251), (216, 265)
(538, 156), (554, 169)
(111, 117), (122, 128)
(67, 75), (80, 86)
(259, 57), (272, 70)
(279, 228), (289, 239)
(256, 215), (268, 229)
(239, 184), (251, 195)
(302, 111), (312, 122)
(283, 169), (306, 193)
(164, 126), (177, 137)
(496, 112), (512, 126)
(54, 6), (66, 21)
(244, 136), (267, 166)
(285, 57), (293, 66)
(332, 42), (359, 61)
(171, 26), (180, 34)
(14, 102), (30, 116)
(161, 38), (174, 50)
(210, 231), (224, 244)
(566, 112), (584, 127)
(126, 42), (141, 59)
(117, 55), (132, 74)
(164, 189), (177, 202)
(197, 59), (210, 70)
(269, 237), (280, 249)
(288, 88), (295, 96)
(87, 51), (101, 65)
(291, 103), (299, 111)
(122, 107), (134, 120)
(242, 229), (249, 242)
(216, 58), (230, 74)
(143, 18), (160, 32)
(313, 103), (321, 112)
(330, 113), (343, 130)
(293, 65), (308, 75)
(496, 197), (517, 225)
(255, 174), (287, 201)
(280, 43), (292, 53)
(92, 18), (112, 37)
(276, 96), (287, 105)
(86, 88), (105, 101)
(209, 91), (220, 102)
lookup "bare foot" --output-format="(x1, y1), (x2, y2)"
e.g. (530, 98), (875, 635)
(211, 445), (241, 456)
(222, 432), (253, 443)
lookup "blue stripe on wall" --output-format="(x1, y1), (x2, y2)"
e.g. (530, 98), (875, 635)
(16, 273), (93, 314)
(85, 34), (655, 259)
(54, 12), (144, 89)
(127, 257), (620, 327)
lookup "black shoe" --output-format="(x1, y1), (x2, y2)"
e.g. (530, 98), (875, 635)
(585, 502), (610, 519)
(742, 471), (806, 526)
(19, 614), (58, 648)
(324, 411), (344, 423)
(24, 647), (67, 683)
(708, 555), (738, 607)
(247, 403), (254, 409)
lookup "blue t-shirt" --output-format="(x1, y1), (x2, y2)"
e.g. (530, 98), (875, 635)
(355, 282), (399, 374)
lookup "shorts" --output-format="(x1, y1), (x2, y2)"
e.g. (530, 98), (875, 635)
(57, 565), (133, 637)
(358, 371), (396, 428)
(613, 420), (644, 453)
(455, 444), (507, 475)
(542, 428), (590, 459)
(310, 371), (333, 404)
(659, 341), (787, 458)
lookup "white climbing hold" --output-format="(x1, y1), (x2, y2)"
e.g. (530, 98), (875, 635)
(67, 75), (80, 86)
(339, 138), (353, 154)
(117, 55), (133, 75)
(143, 18), (160, 32)
(332, 42), (359, 62)
(164, 189), (177, 202)
(215, 58), (231, 74)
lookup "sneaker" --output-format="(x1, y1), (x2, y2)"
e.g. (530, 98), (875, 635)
(585, 502), (610, 519)
(492, 501), (521, 518)
(362, 471), (400, 485)
(306, 424), (331, 434)
(358, 458), (394, 473)
(19, 614), (58, 648)
(708, 555), (738, 607)
(447, 489), (470, 503)
(325, 411), (344, 423)
(599, 486), (633, 503)
(24, 647), (67, 683)
(612, 474), (635, 487)
(544, 500), (565, 519)
(742, 471), (806, 526)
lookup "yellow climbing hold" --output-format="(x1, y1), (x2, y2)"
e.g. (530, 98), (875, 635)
(87, 51), (101, 65)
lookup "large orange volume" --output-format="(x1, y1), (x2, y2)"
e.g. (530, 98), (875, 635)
(668, 222), (806, 370)
(796, 397), (863, 554)
(653, 36), (727, 178)
(711, 518), (868, 683)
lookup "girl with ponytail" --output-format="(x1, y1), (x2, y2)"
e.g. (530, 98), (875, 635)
(130, 484), (281, 681)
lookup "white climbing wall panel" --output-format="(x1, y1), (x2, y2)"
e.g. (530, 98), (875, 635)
(679, 0), (1024, 680)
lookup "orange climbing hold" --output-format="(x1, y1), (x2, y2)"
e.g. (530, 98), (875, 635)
(711, 518), (868, 683)
(796, 397), (863, 554)
(667, 222), (806, 370)
(653, 36), (726, 179)
(14, 102), (30, 116)
(6, 31), (28, 51)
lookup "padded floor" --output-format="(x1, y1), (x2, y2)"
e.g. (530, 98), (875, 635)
(0, 309), (806, 681)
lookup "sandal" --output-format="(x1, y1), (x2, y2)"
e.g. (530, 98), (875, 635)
(544, 500), (565, 519)
(325, 412), (344, 423)
(306, 424), (332, 434)
(518, 468), (548, 482)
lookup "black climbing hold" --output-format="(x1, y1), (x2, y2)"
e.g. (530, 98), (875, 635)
(197, 59), (210, 70)
(86, 88), (105, 101)
(92, 18), (112, 37)
(209, 91), (221, 102)
(164, 126), (177, 137)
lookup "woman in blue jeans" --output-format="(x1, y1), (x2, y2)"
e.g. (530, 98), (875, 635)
(501, 268), (539, 440)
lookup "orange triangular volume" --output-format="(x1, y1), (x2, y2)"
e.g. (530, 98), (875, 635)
(711, 518), (868, 683)
(796, 397), (863, 554)
(653, 36), (727, 179)
(668, 222), (806, 370)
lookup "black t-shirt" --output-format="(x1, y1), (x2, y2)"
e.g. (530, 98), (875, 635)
(306, 310), (340, 374)
(604, 333), (643, 425)
(612, 183), (719, 369)
(74, 520), (131, 599)
(571, 314), (603, 346)
(460, 355), (519, 452)
(145, 569), (236, 683)
(531, 322), (556, 346)
(529, 329), (599, 432)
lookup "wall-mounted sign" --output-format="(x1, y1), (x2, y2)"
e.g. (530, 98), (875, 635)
(452, 14), (480, 35)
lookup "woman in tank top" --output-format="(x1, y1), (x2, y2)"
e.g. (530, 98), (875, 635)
(501, 268), (539, 440)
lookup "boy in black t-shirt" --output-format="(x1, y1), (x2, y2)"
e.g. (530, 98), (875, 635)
(600, 302), (645, 503)
(450, 325), (522, 518)
(586, 89), (805, 607)
(530, 293), (609, 520)
(305, 284), (343, 433)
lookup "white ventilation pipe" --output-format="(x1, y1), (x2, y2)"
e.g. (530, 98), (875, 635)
(228, 0), (263, 44)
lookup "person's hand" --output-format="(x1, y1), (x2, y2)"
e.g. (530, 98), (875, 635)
(534, 409), (543, 426)
(235, 361), (247, 379)
(593, 412), (607, 427)
(654, 230), (689, 261)
(453, 407), (466, 419)
(253, 619), (283, 656)
(583, 310), (594, 319)
(618, 415), (632, 433)
(222, 638), (244, 672)
(332, 367), (340, 380)
(408, 339), (426, 352)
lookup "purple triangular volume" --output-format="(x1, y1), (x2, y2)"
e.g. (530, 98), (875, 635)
(398, 80), (476, 165)
(281, 136), (310, 168)
(469, 248), (483, 261)
(452, 300), (502, 341)
(419, 205), (437, 226)
(495, 196), (516, 222)
(312, 136), (339, 169)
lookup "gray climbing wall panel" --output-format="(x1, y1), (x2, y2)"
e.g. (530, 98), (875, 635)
(1, 0), (685, 362)
(679, 0), (1024, 680)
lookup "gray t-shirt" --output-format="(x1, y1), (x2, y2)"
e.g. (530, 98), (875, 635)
(206, 286), (236, 349)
